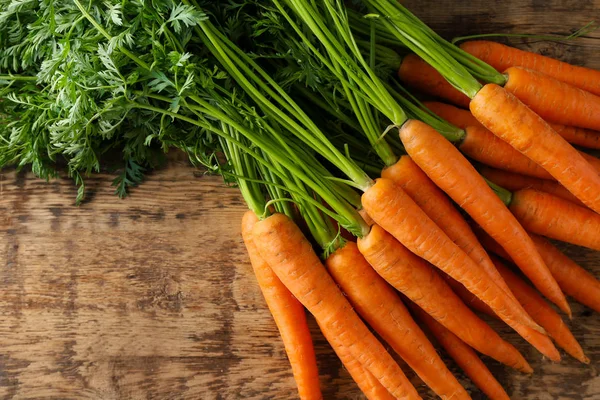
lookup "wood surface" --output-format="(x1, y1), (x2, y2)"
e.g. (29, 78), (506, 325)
(1, 1), (600, 399)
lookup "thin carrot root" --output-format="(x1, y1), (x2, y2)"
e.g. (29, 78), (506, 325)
(399, 119), (570, 316)
(358, 224), (533, 373)
(317, 320), (395, 400)
(326, 242), (469, 400)
(492, 257), (587, 364)
(460, 40), (600, 97)
(252, 213), (420, 400)
(241, 211), (322, 400)
(362, 176), (542, 332)
(510, 189), (600, 251)
(398, 54), (471, 108)
(408, 301), (511, 400)
(479, 166), (585, 207)
(471, 83), (600, 215)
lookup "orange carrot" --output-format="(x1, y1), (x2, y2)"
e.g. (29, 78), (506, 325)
(382, 155), (515, 301)
(479, 166), (585, 207)
(423, 101), (553, 180)
(398, 54), (471, 108)
(408, 302), (511, 400)
(241, 211), (322, 400)
(460, 40), (600, 97)
(510, 189), (600, 250)
(317, 320), (395, 400)
(550, 124), (600, 150)
(492, 256), (588, 363)
(252, 213), (420, 400)
(399, 119), (570, 316)
(471, 83), (600, 215)
(327, 242), (469, 400)
(361, 177), (542, 331)
(578, 151), (600, 174)
(445, 273), (560, 362)
(529, 234), (600, 314)
(475, 223), (600, 314)
(502, 66), (600, 130)
(357, 224), (532, 373)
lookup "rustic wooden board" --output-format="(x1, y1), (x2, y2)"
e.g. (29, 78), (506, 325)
(1, 1), (600, 399)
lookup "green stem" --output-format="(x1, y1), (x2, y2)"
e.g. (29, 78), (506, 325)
(0, 75), (38, 82)
(485, 178), (513, 206)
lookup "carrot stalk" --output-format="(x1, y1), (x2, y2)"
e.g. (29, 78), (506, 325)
(503, 66), (600, 131)
(510, 189), (600, 250)
(398, 54), (471, 108)
(241, 211), (322, 400)
(398, 119), (570, 316)
(408, 302), (511, 400)
(252, 213), (421, 400)
(479, 166), (585, 207)
(362, 177), (542, 331)
(358, 224), (533, 373)
(471, 83), (600, 215)
(460, 40), (600, 97)
(326, 242), (470, 400)
(317, 320), (395, 400)
(491, 257), (588, 363)
(382, 156), (516, 301)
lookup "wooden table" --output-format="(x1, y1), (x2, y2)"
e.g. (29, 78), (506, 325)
(2, 1), (600, 399)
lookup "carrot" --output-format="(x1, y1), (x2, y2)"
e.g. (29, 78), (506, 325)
(491, 256), (588, 363)
(475, 224), (600, 314)
(326, 242), (469, 400)
(382, 156), (516, 301)
(503, 66), (600, 131)
(408, 302), (511, 400)
(471, 83), (600, 215)
(509, 189), (600, 250)
(529, 234), (600, 315)
(460, 40), (600, 97)
(241, 211), (322, 400)
(445, 273), (560, 362)
(578, 151), (600, 174)
(479, 166), (585, 207)
(357, 224), (532, 373)
(399, 119), (570, 316)
(423, 101), (553, 180)
(317, 320), (395, 400)
(549, 124), (600, 150)
(361, 177), (542, 331)
(398, 54), (471, 108)
(251, 213), (421, 400)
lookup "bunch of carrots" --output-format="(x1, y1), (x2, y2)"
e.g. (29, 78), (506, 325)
(2, 0), (600, 399)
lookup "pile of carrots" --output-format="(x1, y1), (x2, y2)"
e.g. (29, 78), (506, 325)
(242, 40), (600, 400)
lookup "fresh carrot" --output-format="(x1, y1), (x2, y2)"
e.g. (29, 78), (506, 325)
(549, 124), (600, 150)
(398, 54), (471, 108)
(578, 151), (600, 174)
(510, 189), (600, 250)
(408, 302), (511, 400)
(503, 66), (600, 131)
(492, 256), (588, 363)
(475, 224), (600, 314)
(460, 40), (600, 97)
(479, 166), (585, 207)
(399, 119), (570, 316)
(241, 211), (322, 400)
(357, 224), (533, 373)
(529, 234), (600, 315)
(362, 177), (542, 331)
(327, 242), (469, 400)
(423, 101), (553, 180)
(445, 273), (560, 362)
(471, 83), (600, 215)
(252, 213), (421, 400)
(382, 155), (515, 301)
(317, 320), (395, 400)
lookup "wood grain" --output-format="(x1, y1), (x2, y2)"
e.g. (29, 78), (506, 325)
(1, 1), (600, 399)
